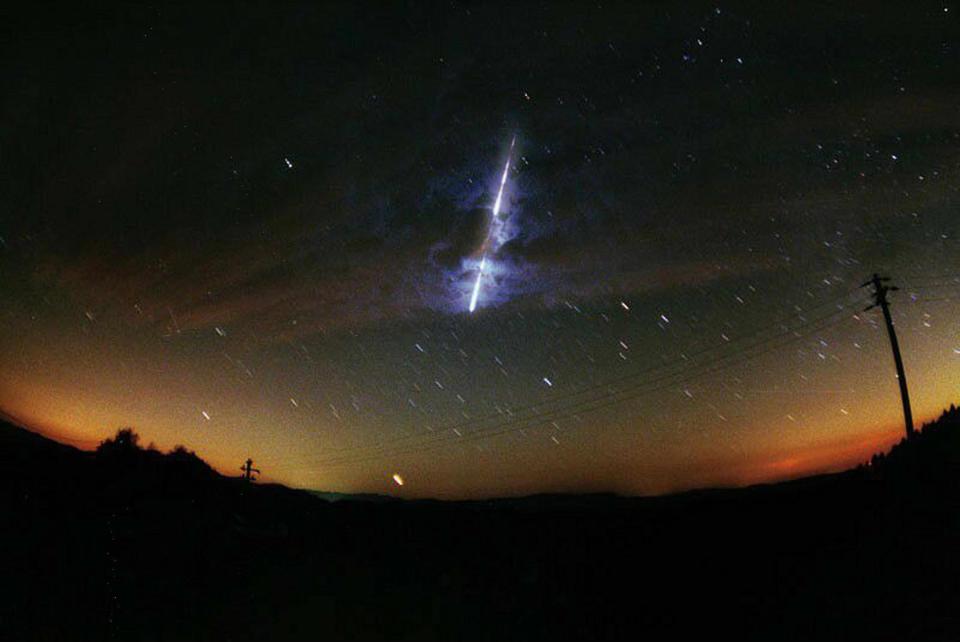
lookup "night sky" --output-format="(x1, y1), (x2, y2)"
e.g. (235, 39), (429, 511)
(2, 2), (960, 498)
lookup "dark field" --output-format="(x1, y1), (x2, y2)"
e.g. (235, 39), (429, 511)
(3, 411), (959, 641)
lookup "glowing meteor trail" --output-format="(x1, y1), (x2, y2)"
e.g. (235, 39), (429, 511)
(468, 256), (486, 312)
(491, 137), (514, 219)
(468, 136), (515, 313)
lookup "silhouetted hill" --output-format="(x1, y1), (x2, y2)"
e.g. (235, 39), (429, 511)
(864, 404), (960, 479)
(2, 413), (959, 641)
(309, 489), (401, 503)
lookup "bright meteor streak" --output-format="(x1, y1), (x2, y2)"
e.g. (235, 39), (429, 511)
(492, 137), (514, 218)
(468, 256), (486, 313)
(469, 136), (515, 313)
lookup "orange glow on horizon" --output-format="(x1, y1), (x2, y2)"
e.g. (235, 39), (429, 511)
(2, 281), (958, 500)
(2, 391), (949, 498)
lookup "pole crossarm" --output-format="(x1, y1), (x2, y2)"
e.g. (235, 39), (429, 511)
(862, 273), (914, 439)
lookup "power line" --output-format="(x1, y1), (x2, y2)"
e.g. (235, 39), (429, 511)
(301, 286), (864, 463)
(909, 296), (959, 303)
(284, 300), (859, 469)
(298, 311), (855, 468)
(281, 292), (861, 468)
(900, 280), (960, 291)
(281, 289), (860, 468)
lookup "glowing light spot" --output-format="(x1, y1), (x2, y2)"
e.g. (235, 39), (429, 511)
(392, 473), (404, 486)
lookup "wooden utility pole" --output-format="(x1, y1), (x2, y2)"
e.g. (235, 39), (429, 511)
(863, 273), (914, 439)
(241, 458), (261, 482)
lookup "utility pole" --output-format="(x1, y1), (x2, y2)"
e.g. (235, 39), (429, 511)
(240, 458), (261, 482)
(862, 273), (914, 439)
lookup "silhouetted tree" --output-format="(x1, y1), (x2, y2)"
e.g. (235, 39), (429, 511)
(97, 427), (142, 455)
(169, 445), (194, 458)
(168, 444), (216, 480)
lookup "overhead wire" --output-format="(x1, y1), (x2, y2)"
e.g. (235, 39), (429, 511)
(281, 290), (864, 468)
(282, 286), (862, 464)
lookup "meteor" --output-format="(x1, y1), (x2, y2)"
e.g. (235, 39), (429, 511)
(468, 136), (515, 313)
(468, 256), (486, 313)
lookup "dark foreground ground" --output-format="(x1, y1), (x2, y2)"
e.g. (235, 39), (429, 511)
(3, 410), (960, 641)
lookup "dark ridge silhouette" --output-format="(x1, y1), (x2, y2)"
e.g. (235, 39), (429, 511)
(309, 489), (401, 503)
(862, 404), (960, 479)
(2, 413), (959, 641)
